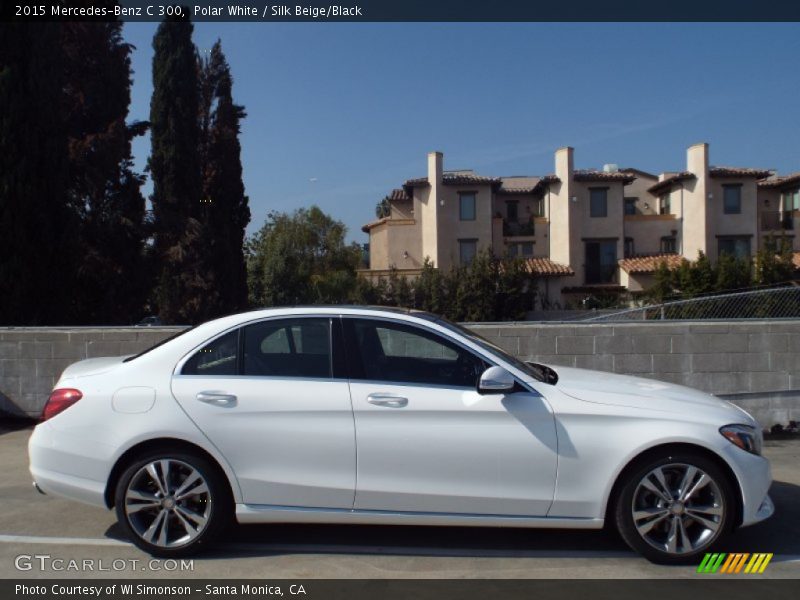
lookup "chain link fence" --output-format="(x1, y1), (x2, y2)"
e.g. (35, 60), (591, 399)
(582, 286), (800, 321)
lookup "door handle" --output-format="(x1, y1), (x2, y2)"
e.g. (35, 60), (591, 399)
(367, 393), (408, 408)
(196, 391), (237, 407)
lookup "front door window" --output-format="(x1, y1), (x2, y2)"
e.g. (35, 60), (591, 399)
(344, 318), (485, 389)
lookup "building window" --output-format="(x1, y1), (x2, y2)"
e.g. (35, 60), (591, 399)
(590, 188), (608, 218)
(624, 197), (637, 216)
(784, 189), (800, 211)
(506, 200), (519, 223)
(584, 240), (617, 284)
(624, 237), (635, 258)
(718, 237), (751, 259)
(459, 239), (477, 265)
(507, 242), (533, 258)
(723, 185), (742, 215)
(660, 237), (677, 253)
(659, 194), (671, 215)
(459, 193), (476, 221)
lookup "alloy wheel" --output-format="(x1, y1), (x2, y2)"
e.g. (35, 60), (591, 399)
(124, 459), (212, 548)
(631, 462), (725, 555)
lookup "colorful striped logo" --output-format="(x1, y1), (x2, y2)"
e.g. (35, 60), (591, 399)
(697, 553), (773, 574)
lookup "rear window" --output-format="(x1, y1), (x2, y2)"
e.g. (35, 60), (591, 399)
(123, 327), (194, 363)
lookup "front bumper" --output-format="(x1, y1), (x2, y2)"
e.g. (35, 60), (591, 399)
(721, 443), (774, 527)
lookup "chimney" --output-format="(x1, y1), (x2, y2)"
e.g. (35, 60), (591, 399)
(555, 146), (574, 182)
(420, 151), (443, 268)
(687, 142), (709, 178)
(428, 151), (443, 187)
(681, 142), (710, 260)
(548, 147), (576, 268)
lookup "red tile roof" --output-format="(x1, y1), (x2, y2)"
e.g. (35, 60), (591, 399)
(759, 173), (800, 189)
(618, 253), (684, 274)
(404, 171), (501, 187)
(573, 170), (636, 184)
(647, 172), (696, 194)
(522, 257), (575, 277)
(710, 166), (772, 179)
(361, 217), (389, 233)
(620, 167), (658, 179)
(496, 176), (541, 194)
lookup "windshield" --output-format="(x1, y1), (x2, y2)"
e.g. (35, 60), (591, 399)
(432, 317), (554, 384)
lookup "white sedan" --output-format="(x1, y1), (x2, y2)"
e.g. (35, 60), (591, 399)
(28, 306), (773, 563)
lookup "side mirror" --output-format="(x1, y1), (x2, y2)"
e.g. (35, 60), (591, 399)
(477, 366), (515, 394)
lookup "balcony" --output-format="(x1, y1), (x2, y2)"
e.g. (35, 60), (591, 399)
(503, 219), (536, 237)
(760, 211), (794, 231)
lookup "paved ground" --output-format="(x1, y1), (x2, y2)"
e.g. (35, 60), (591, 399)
(1, 424), (799, 579)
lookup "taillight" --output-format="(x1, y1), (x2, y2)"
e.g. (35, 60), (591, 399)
(41, 388), (83, 422)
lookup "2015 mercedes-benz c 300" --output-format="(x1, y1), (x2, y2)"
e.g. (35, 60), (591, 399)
(28, 306), (773, 563)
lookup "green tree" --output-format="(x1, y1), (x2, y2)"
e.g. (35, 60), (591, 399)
(413, 258), (445, 313)
(467, 249), (500, 321)
(496, 257), (534, 320)
(648, 260), (675, 304)
(247, 206), (361, 306)
(714, 252), (752, 292)
(62, 16), (150, 324)
(0, 23), (77, 324)
(674, 251), (715, 297)
(754, 235), (794, 286)
(149, 17), (214, 324)
(375, 197), (390, 219)
(199, 40), (251, 316)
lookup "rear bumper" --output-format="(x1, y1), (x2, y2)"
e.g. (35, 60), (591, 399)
(28, 423), (109, 508)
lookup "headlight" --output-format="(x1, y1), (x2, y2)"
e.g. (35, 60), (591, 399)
(720, 424), (762, 456)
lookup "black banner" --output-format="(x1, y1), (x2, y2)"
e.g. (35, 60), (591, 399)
(4, 0), (800, 22)
(3, 579), (800, 600)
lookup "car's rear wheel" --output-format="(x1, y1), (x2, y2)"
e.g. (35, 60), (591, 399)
(114, 450), (231, 557)
(614, 451), (735, 564)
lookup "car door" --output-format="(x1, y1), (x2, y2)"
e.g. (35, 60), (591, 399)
(344, 317), (558, 516)
(171, 316), (356, 509)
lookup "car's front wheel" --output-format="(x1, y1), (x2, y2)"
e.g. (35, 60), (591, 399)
(114, 450), (231, 557)
(615, 451), (736, 564)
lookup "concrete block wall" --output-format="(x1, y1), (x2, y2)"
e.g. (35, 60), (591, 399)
(1, 321), (798, 426)
(0, 328), (184, 417)
(469, 321), (800, 427)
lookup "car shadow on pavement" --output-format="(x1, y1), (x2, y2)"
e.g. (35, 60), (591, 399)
(0, 418), (34, 436)
(717, 480), (800, 559)
(102, 480), (800, 561)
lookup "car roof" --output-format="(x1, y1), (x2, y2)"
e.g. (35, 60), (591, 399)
(239, 305), (440, 321)
(124, 305), (447, 365)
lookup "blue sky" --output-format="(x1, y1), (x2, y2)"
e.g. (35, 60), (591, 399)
(123, 23), (800, 243)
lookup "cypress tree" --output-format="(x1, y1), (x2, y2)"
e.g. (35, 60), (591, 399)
(0, 23), (76, 325)
(62, 16), (149, 324)
(149, 18), (216, 324)
(200, 41), (250, 316)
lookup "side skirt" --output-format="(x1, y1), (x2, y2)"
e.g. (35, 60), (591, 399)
(236, 504), (604, 529)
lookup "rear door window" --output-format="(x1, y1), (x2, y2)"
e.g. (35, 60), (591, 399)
(242, 318), (332, 379)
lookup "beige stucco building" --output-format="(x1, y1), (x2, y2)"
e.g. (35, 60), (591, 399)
(361, 144), (799, 309)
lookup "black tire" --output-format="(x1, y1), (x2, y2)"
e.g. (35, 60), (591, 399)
(114, 449), (232, 557)
(614, 450), (736, 564)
